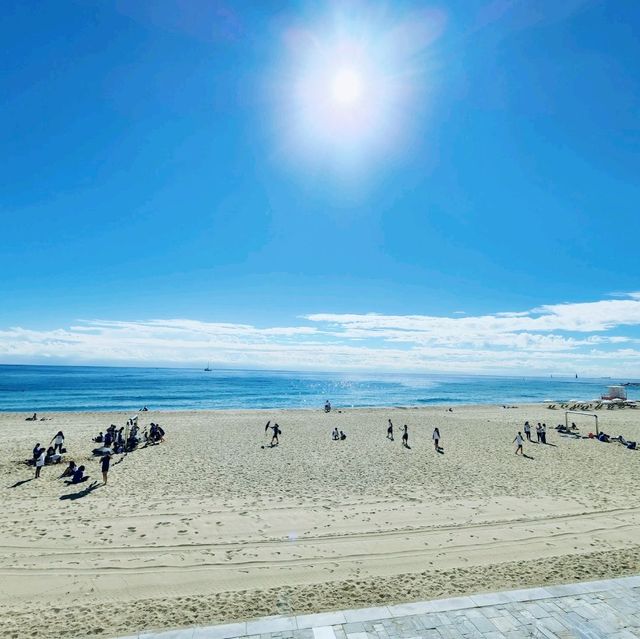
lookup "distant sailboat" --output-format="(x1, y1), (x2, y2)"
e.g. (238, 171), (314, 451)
(575, 373), (578, 379)
(204, 362), (212, 372)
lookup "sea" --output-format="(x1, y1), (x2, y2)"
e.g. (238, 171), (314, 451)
(0, 365), (638, 412)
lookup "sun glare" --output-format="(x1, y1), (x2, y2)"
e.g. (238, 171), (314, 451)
(331, 68), (364, 107)
(272, 6), (443, 168)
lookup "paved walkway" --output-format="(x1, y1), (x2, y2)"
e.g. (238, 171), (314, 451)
(117, 575), (640, 639)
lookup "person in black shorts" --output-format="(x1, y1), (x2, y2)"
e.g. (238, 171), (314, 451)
(402, 425), (409, 448)
(264, 421), (281, 446)
(387, 419), (394, 441)
(101, 452), (112, 485)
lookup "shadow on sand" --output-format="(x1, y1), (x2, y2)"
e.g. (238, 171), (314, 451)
(60, 481), (100, 501)
(9, 478), (34, 488)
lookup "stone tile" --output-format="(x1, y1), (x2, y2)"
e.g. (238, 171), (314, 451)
(503, 587), (553, 603)
(296, 613), (347, 630)
(469, 592), (512, 607)
(421, 597), (477, 614)
(343, 608), (392, 623)
(246, 617), (297, 635)
(312, 627), (337, 639)
(193, 623), (248, 639)
(342, 624), (365, 633)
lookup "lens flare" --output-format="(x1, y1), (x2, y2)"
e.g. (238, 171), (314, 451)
(269, 5), (445, 171)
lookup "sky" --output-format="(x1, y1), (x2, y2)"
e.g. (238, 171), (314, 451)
(1, 0), (639, 375)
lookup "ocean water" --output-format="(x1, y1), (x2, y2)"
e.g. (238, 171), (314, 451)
(0, 365), (638, 412)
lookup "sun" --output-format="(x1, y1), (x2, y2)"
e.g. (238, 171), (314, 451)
(272, 6), (441, 165)
(330, 68), (364, 107)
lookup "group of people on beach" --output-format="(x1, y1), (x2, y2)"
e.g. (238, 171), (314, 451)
(514, 421), (552, 455)
(32, 431), (66, 477)
(386, 419), (443, 452)
(523, 421), (548, 444)
(27, 414), (168, 486)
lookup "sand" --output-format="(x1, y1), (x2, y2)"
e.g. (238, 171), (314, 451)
(1, 405), (639, 639)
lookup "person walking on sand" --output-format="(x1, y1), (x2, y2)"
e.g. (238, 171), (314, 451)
(100, 452), (112, 485)
(432, 427), (441, 451)
(387, 419), (394, 441)
(524, 421), (531, 442)
(401, 425), (409, 448)
(264, 421), (281, 446)
(513, 431), (524, 455)
(50, 431), (65, 454)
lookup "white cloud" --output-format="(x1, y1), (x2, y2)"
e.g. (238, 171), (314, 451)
(2, 293), (640, 375)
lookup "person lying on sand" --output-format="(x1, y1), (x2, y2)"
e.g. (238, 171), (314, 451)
(25, 413), (37, 421)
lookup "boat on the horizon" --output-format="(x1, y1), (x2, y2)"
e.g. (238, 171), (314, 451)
(204, 363), (212, 372)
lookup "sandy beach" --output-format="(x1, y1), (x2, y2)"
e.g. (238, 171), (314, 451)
(1, 405), (639, 639)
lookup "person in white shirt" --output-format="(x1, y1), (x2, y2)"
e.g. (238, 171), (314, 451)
(35, 448), (46, 478)
(513, 432), (524, 455)
(50, 431), (65, 454)
(432, 427), (441, 452)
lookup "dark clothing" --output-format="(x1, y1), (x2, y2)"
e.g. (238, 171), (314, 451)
(71, 469), (85, 484)
(101, 456), (111, 473)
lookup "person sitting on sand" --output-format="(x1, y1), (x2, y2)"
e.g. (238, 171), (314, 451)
(340, 430), (347, 440)
(60, 461), (76, 478)
(387, 419), (394, 441)
(401, 425), (409, 448)
(513, 431), (524, 455)
(332, 428), (339, 441)
(69, 465), (88, 484)
(26, 413), (37, 421)
(35, 447), (46, 478)
(45, 446), (61, 464)
(93, 431), (104, 443)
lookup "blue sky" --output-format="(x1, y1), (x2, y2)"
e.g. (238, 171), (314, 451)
(1, 0), (640, 374)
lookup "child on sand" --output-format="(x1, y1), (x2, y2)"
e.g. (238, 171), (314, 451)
(513, 432), (524, 455)
(34, 447), (46, 478)
(101, 452), (111, 485)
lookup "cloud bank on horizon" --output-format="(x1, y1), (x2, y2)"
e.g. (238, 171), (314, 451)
(2, 293), (640, 376)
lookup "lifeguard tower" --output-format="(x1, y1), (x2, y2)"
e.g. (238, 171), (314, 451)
(602, 385), (627, 400)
